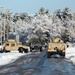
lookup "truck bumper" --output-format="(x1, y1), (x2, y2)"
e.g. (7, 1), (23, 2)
(47, 52), (65, 58)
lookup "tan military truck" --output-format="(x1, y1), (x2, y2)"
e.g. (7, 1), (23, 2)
(1, 39), (30, 53)
(47, 38), (66, 58)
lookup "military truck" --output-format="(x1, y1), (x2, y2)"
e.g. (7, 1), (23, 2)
(47, 38), (66, 58)
(0, 39), (30, 53)
(29, 38), (42, 52)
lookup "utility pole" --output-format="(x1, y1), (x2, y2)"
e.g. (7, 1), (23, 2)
(5, 8), (10, 41)
(0, 7), (4, 45)
(0, 20), (2, 45)
(0, 6), (10, 45)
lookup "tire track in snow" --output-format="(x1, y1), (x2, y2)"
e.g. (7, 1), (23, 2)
(36, 53), (47, 67)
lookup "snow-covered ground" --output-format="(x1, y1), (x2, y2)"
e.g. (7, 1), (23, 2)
(0, 49), (75, 75)
(0, 47), (75, 66)
(66, 47), (75, 65)
(0, 51), (30, 65)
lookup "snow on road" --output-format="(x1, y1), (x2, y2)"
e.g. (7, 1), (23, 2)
(0, 48), (75, 75)
(40, 58), (75, 75)
(0, 47), (75, 66)
(0, 51), (30, 65)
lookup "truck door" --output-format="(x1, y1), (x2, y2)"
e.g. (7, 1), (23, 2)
(10, 43), (18, 51)
(5, 43), (10, 51)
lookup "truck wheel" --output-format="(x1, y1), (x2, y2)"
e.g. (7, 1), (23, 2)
(18, 47), (23, 53)
(24, 49), (28, 53)
(62, 52), (65, 58)
(47, 52), (51, 58)
(40, 47), (42, 52)
(30, 47), (32, 52)
(5, 51), (10, 53)
(0, 50), (3, 53)
(2, 48), (6, 53)
(3, 48), (10, 53)
(30, 49), (33, 52)
(58, 50), (65, 57)
(30, 49), (32, 52)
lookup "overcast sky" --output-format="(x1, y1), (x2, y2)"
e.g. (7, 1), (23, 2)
(0, 0), (75, 14)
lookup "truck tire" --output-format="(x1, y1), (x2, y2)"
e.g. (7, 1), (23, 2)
(57, 50), (65, 58)
(3, 48), (10, 53)
(18, 47), (23, 53)
(30, 49), (32, 52)
(47, 52), (51, 58)
(40, 47), (42, 52)
(5, 50), (10, 53)
(0, 50), (3, 53)
(24, 49), (28, 53)
(62, 52), (65, 58)
(2, 48), (6, 53)
(30, 47), (32, 52)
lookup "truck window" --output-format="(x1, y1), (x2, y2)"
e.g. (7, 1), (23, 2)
(6, 43), (9, 46)
(11, 44), (15, 47)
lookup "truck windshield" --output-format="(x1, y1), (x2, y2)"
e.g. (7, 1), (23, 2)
(32, 41), (40, 44)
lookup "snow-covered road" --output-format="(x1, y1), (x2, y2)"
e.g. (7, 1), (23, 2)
(0, 49), (75, 75)
(0, 51), (30, 65)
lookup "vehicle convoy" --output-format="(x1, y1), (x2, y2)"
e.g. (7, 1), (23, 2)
(29, 38), (42, 52)
(0, 39), (30, 53)
(47, 38), (66, 58)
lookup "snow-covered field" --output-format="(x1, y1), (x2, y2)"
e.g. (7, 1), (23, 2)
(0, 51), (29, 65)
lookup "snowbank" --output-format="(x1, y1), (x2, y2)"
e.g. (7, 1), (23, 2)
(66, 47), (75, 58)
(66, 47), (75, 64)
(0, 51), (27, 65)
